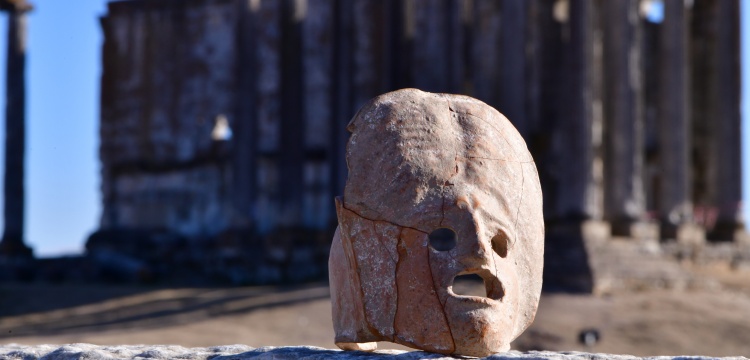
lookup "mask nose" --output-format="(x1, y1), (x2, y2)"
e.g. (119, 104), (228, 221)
(442, 193), (510, 269)
(449, 218), (495, 270)
(446, 219), (511, 270)
(462, 233), (495, 269)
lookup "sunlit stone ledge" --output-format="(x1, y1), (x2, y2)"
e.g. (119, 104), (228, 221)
(0, 344), (746, 360)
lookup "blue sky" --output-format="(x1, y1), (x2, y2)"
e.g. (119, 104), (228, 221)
(0, 1), (747, 256)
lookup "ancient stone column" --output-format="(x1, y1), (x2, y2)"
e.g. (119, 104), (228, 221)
(601, 0), (655, 240)
(541, 0), (607, 292)
(470, 0), (531, 136)
(0, 1), (33, 260)
(658, 0), (704, 243)
(498, 0), (527, 138)
(705, 0), (745, 243)
(554, 0), (604, 226)
(227, 0), (259, 229)
(411, 0), (448, 93)
(302, 0), (334, 229)
(331, 0), (352, 202)
(350, 0), (390, 110)
(690, 0), (745, 243)
(253, 0), (282, 234)
(278, 0), (305, 227)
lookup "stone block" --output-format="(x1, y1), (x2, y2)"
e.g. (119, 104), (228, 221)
(543, 220), (611, 293)
(661, 223), (706, 245)
(0, 344), (746, 360)
(546, 221), (711, 295)
(708, 222), (748, 243)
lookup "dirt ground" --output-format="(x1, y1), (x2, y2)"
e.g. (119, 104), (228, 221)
(1, 264), (749, 357)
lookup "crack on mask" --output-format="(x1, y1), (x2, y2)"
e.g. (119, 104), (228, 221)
(440, 195), (446, 228)
(392, 228), (404, 343)
(426, 243), (456, 353)
(388, 228), (404, 342)
(341, 202), (429, 235)
(512, 165), (525, 249)
(491, 236), (501, 301)
(444, 153), (459, 187)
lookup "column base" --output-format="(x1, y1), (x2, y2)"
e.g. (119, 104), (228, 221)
(545, 219), (710, 294)
(611, 220), (659, 241)
(708, 220), (749, 244)
(0, 234), (33, 262)
(661, 222), (705, 245)
(544, 220), (610, 293)
(0, 234), (34, 282)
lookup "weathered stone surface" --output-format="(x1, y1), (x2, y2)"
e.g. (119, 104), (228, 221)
(329, 225), (373, 344)
(330, 89), (544, 357)
(394, 227), (454, 353)
(0, 345), (746, 360)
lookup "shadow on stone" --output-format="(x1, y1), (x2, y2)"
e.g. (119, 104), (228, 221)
(0, 284), (330, 339)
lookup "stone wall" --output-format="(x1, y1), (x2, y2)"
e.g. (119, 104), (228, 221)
(0, 345), (746, 360)
(89, 0), (747, 288)
(99, 0), (240, 235)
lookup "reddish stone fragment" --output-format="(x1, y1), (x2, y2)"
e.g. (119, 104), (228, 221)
(337, 200), (398, 339)
(394, 228), (454, 353)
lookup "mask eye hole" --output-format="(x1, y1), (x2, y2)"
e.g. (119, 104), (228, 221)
(492, 232), (508, 258)
(429, 228), (457, 251)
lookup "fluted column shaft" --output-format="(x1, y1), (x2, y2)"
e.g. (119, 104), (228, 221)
(658, 0), (696, 240)
(602, 0), (648, 237)
(1, 7), (32, 258)
(554, 0), (604, 222)
(710, 0), (744, 240)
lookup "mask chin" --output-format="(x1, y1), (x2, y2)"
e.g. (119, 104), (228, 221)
(443, 291), (518, 357)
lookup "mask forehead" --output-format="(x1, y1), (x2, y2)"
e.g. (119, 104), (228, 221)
(344, 90), (529, 230)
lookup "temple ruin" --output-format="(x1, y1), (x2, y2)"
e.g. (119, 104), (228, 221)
(88, 0), (746, 287)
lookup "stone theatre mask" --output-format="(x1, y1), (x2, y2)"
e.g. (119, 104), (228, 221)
(329, 89), (544, 357)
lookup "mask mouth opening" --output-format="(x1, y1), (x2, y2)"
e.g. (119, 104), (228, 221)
(451, 270), (505, 301)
